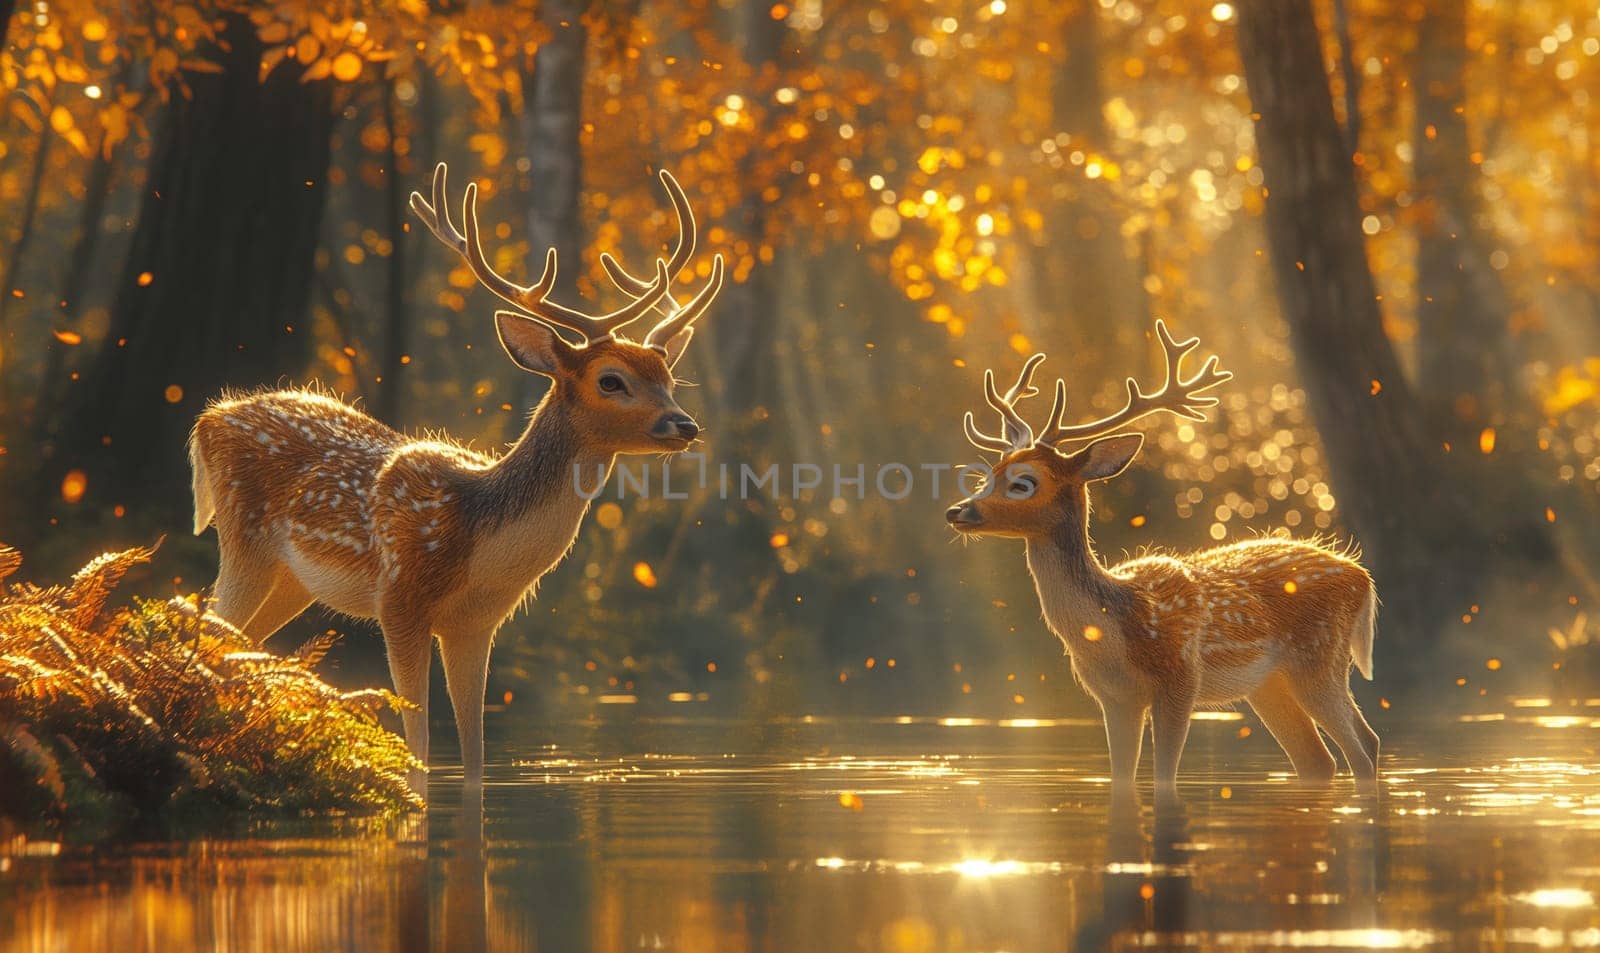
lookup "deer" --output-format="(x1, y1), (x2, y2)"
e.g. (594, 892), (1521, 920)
(945, 321), (1379, 802)
(188, 162), (724, 793)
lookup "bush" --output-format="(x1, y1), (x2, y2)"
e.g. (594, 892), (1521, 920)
(0, 542), (421, 838)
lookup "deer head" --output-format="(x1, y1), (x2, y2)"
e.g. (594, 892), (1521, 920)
(410, 163), (725, 454)
(945, 321), (1231, 539)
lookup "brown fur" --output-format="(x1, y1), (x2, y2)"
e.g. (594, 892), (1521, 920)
(190, 335), (699, 793)
(952, 405), (1380, 796)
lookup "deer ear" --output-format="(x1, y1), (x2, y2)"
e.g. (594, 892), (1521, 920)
(660, 325), (695, 370)
(1075, 433), (1144, 482)
(496, 311), (571, 376)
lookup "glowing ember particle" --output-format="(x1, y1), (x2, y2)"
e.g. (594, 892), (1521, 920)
(1140, 882), (1156, 899)
(1284, 581), (1298, 594)
(60, 470), (87, 504)
(1456, 677), (1467, 686)
(503, 691), (513, 704)
(1370, 379), (1382, 395)
(52, 329), (82, 345)
(770, 532), (790, 547)
(1130, 515), (1146, 527)
(838, 792), (863, 811)
(1380, 697), (1391, 709)
(113, 504), (125, 518)
(1220, 786), (1233, 799)
(1479, 427), (1496, 454)
(706, 662), (717, 673)
(1486, 658), (1502, 671)
(332, 52), (363, 82)
(137, 271), (154, 286)
(865, 657), (876, 669)
(1083, 625), (1103, 642)
(1012, 693), (1025, 704)
(1238, 726), (1251, 739)
(595, 502), (623, 529)
(1546, 507), (1556, 523)
(163, 385), (184, 403)
(632, 562), (657, 588)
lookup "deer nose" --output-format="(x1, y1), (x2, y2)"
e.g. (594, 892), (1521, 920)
(654, 413), (699, 441)
(946, 503), (980, 525)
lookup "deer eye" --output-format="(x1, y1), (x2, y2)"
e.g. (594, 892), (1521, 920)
(598, 373), (627, 395)
(1007, 475), (1038, 498)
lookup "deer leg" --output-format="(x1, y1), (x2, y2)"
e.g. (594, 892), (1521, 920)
(440, 630), (495, 788)
(1101, 699), (1147, 795)
(238, 571), (313, 645)
(381, 610), (435, 796)
(1295, 682), (1379, 783)
(1248, 673), (1335, 782)
(1150, 679), (1197, 801)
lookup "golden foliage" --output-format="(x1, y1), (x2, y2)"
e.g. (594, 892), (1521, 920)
(0, 543), (421, 835)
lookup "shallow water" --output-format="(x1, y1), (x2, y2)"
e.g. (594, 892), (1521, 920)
(3, 709), (1599, 952)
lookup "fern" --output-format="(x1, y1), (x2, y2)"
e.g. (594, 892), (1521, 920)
(0, 542), (422, 838)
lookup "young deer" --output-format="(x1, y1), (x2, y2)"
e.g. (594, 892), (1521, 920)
(189, 162), (724, 791)
(946, 322), (1379, 799)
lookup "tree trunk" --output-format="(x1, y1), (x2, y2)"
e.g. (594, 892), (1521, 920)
(517, 0), (587, 408)
(31, 131), (121, 437)
(708, 0), (786, 425)
(0, 107), (55, 410)
(1412, 0), (1518, 434)
(0, 0), (17, 48)
(46, 13), (335, 535)
(1234, 0), (1487, 652)
(376, 79), (410, 424)
(1043, 0), (1139, 355)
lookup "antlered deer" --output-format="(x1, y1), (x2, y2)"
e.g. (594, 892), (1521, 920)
(945, 322), (1378, 799)
(189, 162), (724, 791)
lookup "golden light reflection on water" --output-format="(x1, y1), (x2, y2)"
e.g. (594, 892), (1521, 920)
(2, 714), (1598, 952)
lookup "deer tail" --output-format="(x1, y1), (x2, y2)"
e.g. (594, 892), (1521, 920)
(1351, 581), (1377, 681)
(189, 420), (216, 536)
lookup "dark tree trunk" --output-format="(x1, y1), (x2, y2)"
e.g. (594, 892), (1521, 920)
(0, 0), (17, 47)
(376, 79), (410, 424)
(0, 107), (55, 408)
(1234, 0), (1488, 653)
(517, 0), (587, 406)
(708, 0), (786, 425)
(31, 132), (122, 436)
(46, 14), (334, 536)
(1043, 0), (1139, 354)
(1412, 0), (1518, 434)
(1330, 0), (1362, 158)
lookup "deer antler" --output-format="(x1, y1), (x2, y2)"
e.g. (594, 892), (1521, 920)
(409, 162), (672, 343)
(596, 169), (727, 353)
(961, 322), (1230, 456)
(963, 353), (1047, 453)
(1036, 320), (1231, 447)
